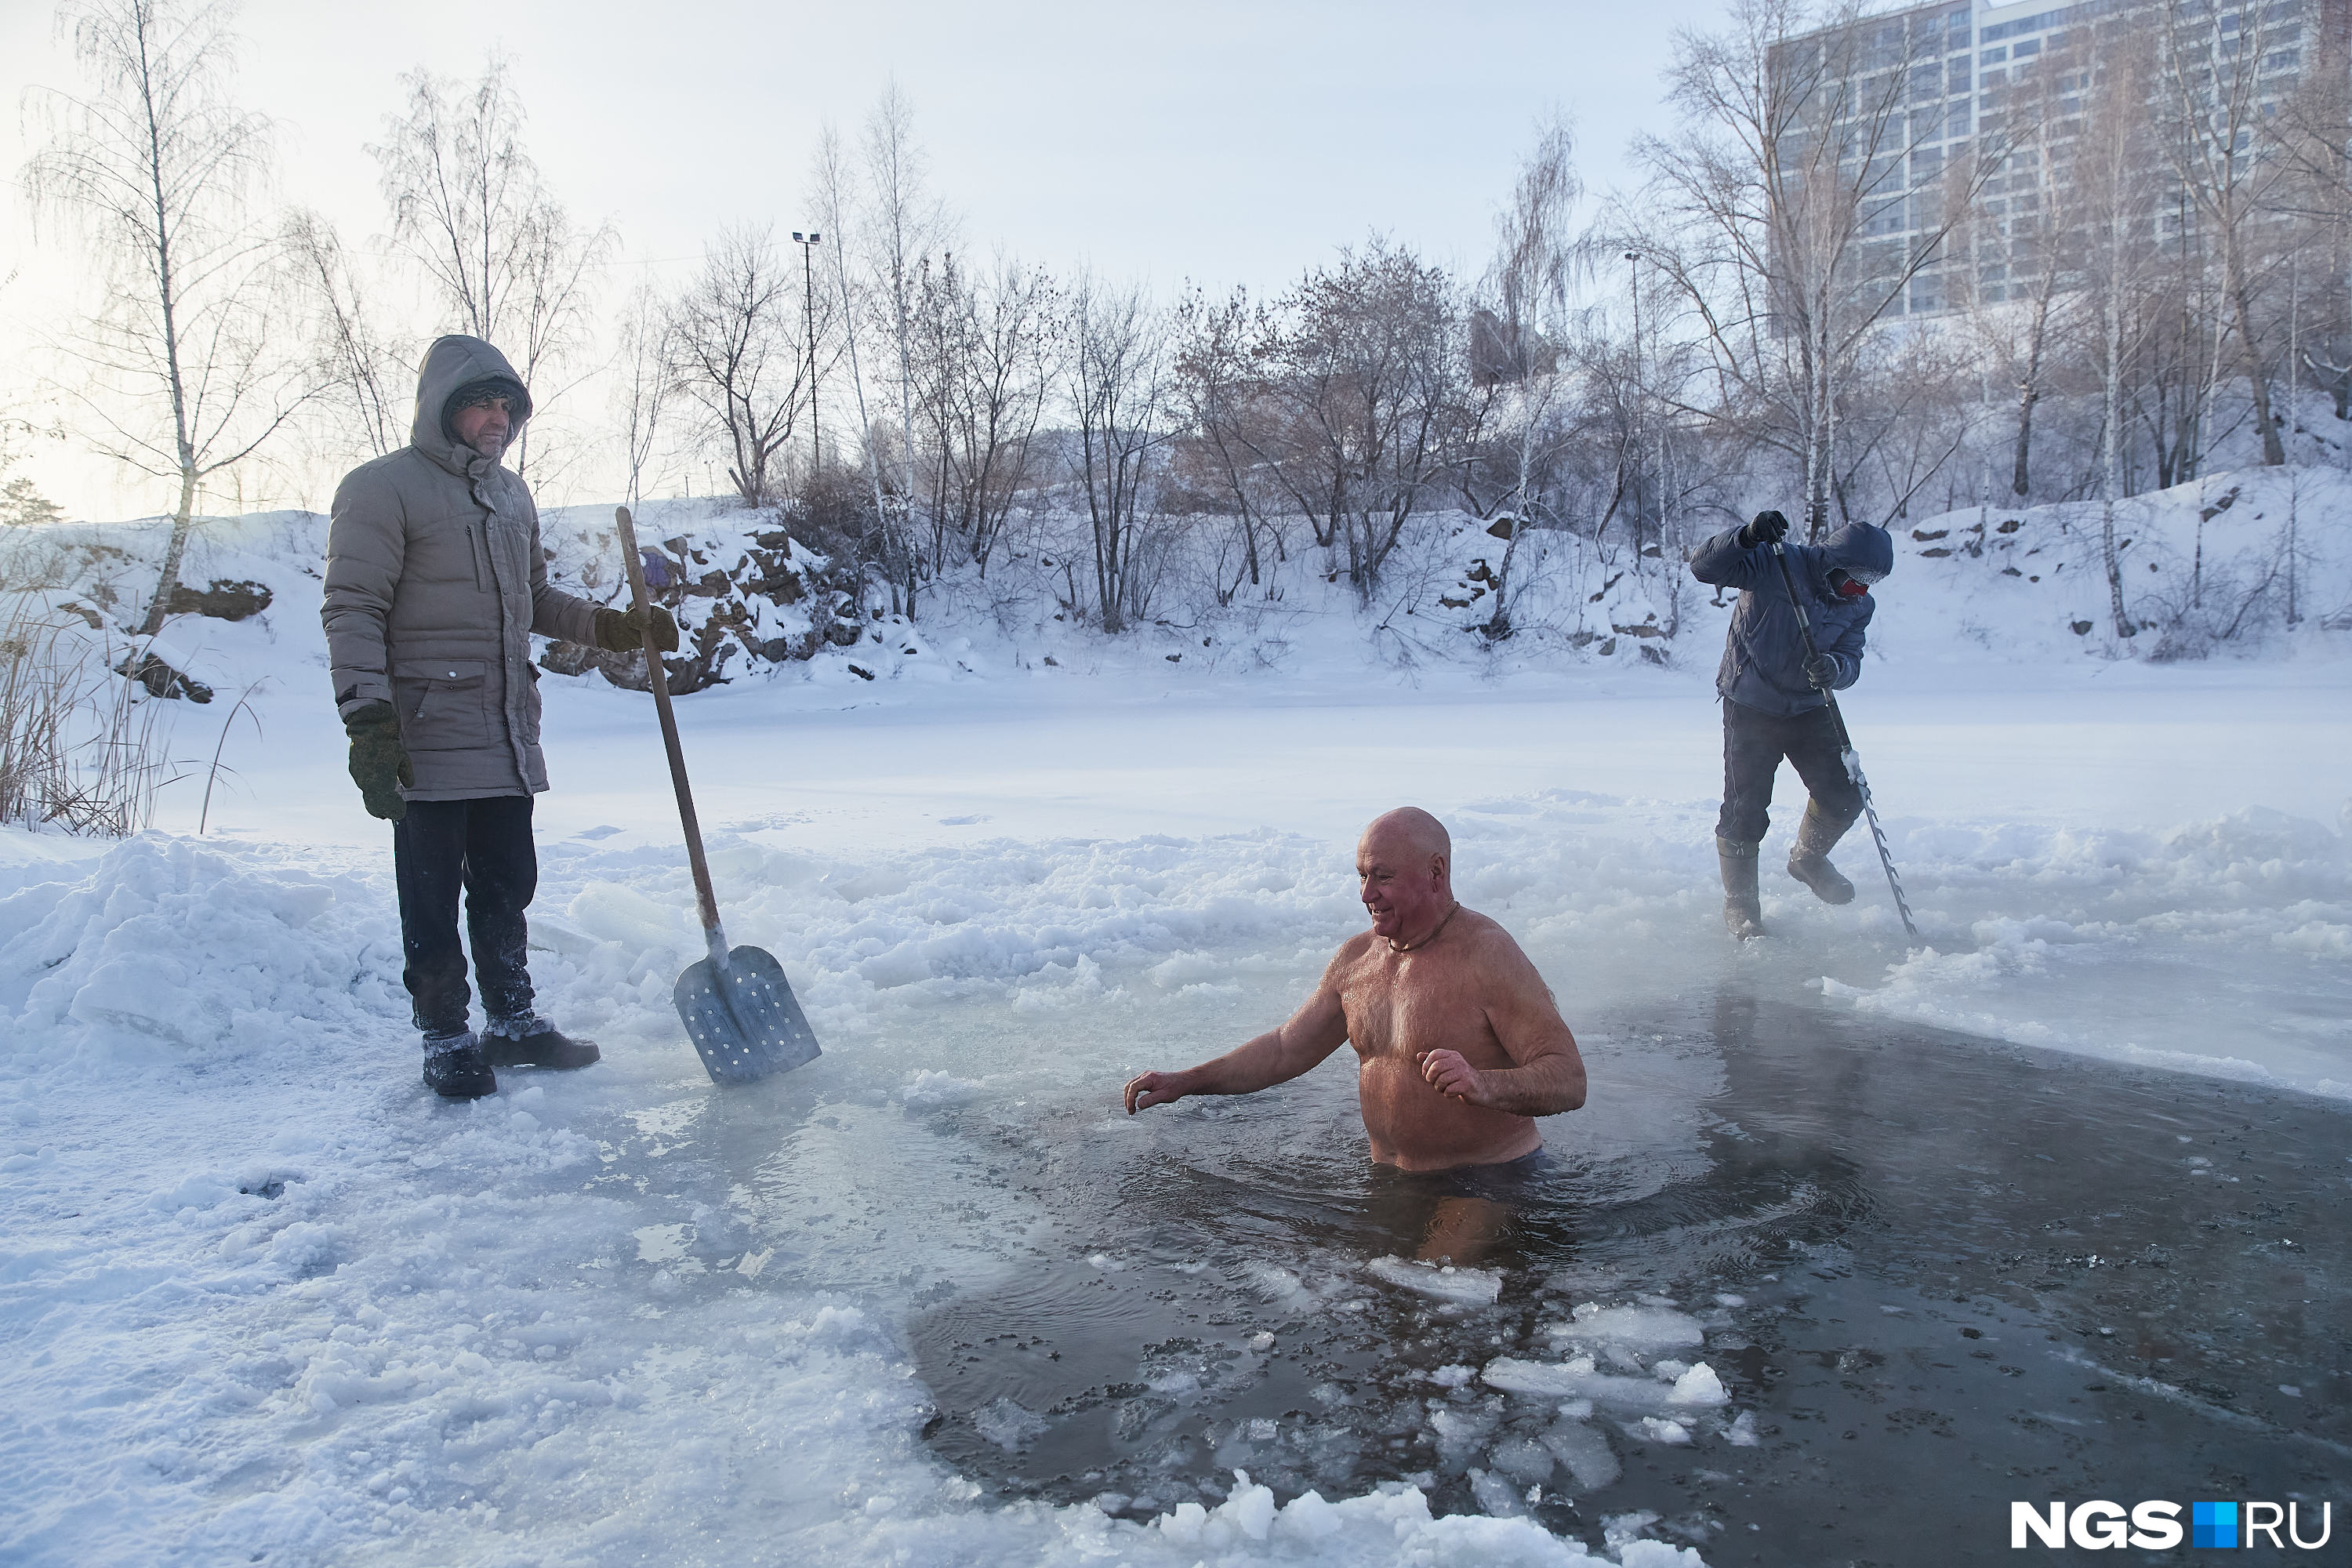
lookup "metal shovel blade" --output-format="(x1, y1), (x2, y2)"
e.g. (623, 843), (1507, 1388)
(675, 945), (822, 1085)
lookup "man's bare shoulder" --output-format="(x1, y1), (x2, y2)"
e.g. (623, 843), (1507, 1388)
(1451, 907), (1525, 953)
(1450, 909), (1546, 978)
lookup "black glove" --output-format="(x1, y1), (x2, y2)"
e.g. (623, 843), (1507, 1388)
(1802, 652), (1838, 689)
(593, 604), (681, 654)
(344, 702), (412, 822)
(1740, 510), (1791, 549)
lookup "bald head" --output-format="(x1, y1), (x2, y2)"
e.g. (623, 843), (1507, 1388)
(1361, 808), (1451, 866)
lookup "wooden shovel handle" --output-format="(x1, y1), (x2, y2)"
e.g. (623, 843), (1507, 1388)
(614, 506), (727, 962)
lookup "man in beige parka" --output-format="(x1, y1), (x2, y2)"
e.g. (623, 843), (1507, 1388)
(324, 335), (676, 1098)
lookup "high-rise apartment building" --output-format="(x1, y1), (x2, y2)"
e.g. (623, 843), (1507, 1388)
(1774, 0), (2345, 320)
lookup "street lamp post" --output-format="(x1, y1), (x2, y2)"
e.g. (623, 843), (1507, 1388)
(793, 230), (823, 477)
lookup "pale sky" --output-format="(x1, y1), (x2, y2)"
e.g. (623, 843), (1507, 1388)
(2, 0), (1730, 516)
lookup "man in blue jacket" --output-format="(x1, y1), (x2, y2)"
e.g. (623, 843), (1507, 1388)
(1688, 510), (1894, 939)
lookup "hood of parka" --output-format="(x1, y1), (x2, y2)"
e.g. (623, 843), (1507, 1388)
(1821, 522), (1894, 581)
(410, 335), (533, 477)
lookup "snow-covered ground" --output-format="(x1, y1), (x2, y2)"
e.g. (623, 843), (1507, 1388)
(2, 483), (2349, 1564)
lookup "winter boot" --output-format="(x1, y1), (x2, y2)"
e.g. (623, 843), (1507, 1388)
(423, 1029), (497, 1098)
(481, 1014), (601, 1071)
(1787, 801), (1858, 906)
(1718, 837), (1766, 940)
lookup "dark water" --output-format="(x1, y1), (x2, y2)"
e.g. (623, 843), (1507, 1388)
(907, 991), (2351, 1564)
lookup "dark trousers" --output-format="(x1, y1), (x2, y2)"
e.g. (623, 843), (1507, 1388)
(393, 796), (537, 1037)
(1716, 699), (1862, 845)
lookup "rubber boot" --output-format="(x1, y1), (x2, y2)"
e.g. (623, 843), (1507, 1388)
(481, 1014), (601, 1070)
(423, 1030), (497, 1098)
(1787, 801), (1858, 906)
(1718, 837), (1766, 940)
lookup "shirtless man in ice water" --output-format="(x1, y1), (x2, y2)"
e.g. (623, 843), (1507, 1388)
(1123, 808), (1586, 1171)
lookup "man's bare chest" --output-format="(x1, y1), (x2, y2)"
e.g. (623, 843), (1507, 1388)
(1339, 960), (1486, 1058)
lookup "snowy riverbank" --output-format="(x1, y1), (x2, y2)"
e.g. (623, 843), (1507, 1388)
(2, 487), (2349, 1564)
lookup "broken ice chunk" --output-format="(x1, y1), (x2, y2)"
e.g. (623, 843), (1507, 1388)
(1486, 1435), (1555, 1484)
(1468, 1467), (1528, 1517)
(1634, 1415), (1693, 1444)
(1544, 1418), (1623, 1490)
(1556, 1302), (1706, 1350)
(1482, 1355), (1661, 1408)
(1367, 1256), (1504, 1305)
(974, 1396), (1050, 1450)
(1667, 1363), (1730, 1406)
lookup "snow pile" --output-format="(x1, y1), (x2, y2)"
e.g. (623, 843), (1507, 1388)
(1814, 804), (2352, 1098)
(0, 837), (390, 1063)
(1149, 1472), (1607, 1563)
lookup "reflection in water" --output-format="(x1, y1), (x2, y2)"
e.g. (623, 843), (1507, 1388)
(900, 989), (2350, 1561)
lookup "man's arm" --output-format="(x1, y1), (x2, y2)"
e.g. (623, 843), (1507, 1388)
(1417, 935), (1586, 1116)
(1688, 525), (1769, 591)
(322, 469), (401, 720)
(1808, 597), (1871, 691)
(524, 493), (604, 646)
(1125, 951), (1352, 1114)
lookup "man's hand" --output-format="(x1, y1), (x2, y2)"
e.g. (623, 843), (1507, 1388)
(1802, 652), (1838, 688)
(593, 604), (681, 655)
(344, 702), (412, 822)
(1124, 1070), (1190, 1114)
(1739, 510), (1790, 549)
(1417, 1048), (1494, 1106)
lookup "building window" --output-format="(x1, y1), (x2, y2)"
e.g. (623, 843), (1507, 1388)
(1982, 44), (2009, 62)
(2013, 37), (2042, 56)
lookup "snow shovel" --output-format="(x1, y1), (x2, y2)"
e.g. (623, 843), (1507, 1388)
(1769, 542), (1922, 942)
(613, 505), (822, 1083)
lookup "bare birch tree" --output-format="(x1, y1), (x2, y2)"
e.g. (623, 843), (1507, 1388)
(610, 278), (673, 509)
(808, 124), (901, 589)
(909, 252), (1056, 575)
(1172, 285), (1284, 600)
(369, 57), (612, 477)
(1476, 114), (1581, 638)
(2071, 26), (2166, 637)
(1629, 0), (2005, 537)
(283, 206), (402, 460)
(668, 226), (808, 507)
(22, 0), (312, 639)
(2153, 0), (2291, 467)
(858, 84), (955, 605)
(1251, 240), (1461, 597)
(1066, 276), (1175, 631)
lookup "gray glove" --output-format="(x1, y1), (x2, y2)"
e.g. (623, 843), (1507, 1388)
(593, 604), (681, 654)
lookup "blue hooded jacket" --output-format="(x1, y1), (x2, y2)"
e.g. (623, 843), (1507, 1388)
(1689, 522), (1894, 717)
